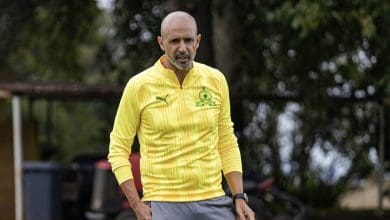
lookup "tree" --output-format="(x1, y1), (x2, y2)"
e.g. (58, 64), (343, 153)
(0, 0), (100, 81)
(1, 0), (389, 208)
(228, 0), (390, 207)
(0, 0), (111, 162)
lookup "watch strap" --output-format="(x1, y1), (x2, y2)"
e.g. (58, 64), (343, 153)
(232, 193), (248, 203)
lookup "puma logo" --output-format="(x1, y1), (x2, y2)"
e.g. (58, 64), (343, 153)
(156, 95), (168, 104)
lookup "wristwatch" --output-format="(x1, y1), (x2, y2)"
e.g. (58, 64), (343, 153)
(232, 193), (249, 204)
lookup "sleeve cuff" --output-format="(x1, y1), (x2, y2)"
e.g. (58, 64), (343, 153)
(113, 165), (133, 185)
(223, 167), (243, 175)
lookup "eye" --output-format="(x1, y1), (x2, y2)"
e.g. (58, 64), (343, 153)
(184, 38), (194, 43)
(170, 39), (180, 44)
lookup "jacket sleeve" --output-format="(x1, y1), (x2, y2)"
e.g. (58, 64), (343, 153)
(217, 72), (243, 175)
(108, 80), (140, 184)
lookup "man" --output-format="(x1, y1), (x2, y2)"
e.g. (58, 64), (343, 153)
(108, 11), (255, 220)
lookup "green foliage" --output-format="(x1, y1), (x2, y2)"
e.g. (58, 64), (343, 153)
(232, 0), (389, 95)
(230, 0), (389, 208)
(303, 176), (347, 208)
(0, 0), (100, 81)
(107, 0), (164, 83)
(1, 0), (389, 209)
(0, 0), (111, 164)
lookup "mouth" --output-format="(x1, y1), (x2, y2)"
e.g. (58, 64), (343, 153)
(176, 54), (189, 63)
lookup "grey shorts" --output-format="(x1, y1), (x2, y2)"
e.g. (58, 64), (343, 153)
(147, 196), (235, 220)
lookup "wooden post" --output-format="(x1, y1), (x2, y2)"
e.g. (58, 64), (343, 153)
(12, 96), (23, 220)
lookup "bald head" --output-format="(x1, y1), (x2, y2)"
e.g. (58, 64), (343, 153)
(157, 11), (201, 73)
(160, 11), (198, 37)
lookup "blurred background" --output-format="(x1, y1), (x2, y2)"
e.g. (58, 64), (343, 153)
(0, 0), (389, 220)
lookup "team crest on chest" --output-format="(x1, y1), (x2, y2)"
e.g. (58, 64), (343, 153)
(195, 87), (217, 107)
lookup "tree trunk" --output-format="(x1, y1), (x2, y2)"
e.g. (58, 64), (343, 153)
(211, 1), (238, 84)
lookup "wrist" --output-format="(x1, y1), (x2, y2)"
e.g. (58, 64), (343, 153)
(129, 199), (143, 209)
(232, 193), (249, 204)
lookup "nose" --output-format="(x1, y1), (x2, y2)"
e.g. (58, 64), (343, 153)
(178, 40), (186, 52)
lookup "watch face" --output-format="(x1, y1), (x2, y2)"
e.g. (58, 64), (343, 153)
(243, 193), (248, 202)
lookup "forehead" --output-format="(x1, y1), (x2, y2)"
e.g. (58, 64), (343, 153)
(161, 16), (197, 38)
(164, 27), (197, 40)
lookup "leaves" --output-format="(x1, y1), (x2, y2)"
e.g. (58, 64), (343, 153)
(0, 0), (100, 80)
(0, 0), (389, 208)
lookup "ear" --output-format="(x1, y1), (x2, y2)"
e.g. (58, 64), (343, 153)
(196, 34), (201, 49)
(157, 36), (165, 51)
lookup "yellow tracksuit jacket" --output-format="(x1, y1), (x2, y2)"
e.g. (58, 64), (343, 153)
(108, 56), (242, 201)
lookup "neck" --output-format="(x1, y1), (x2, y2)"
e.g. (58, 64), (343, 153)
(161, 56), (190, 86)
(175, 71), (187, 85)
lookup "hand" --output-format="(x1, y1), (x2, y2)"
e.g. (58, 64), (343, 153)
(132, 201), (152, 220)
(235, 199), (255, 220)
